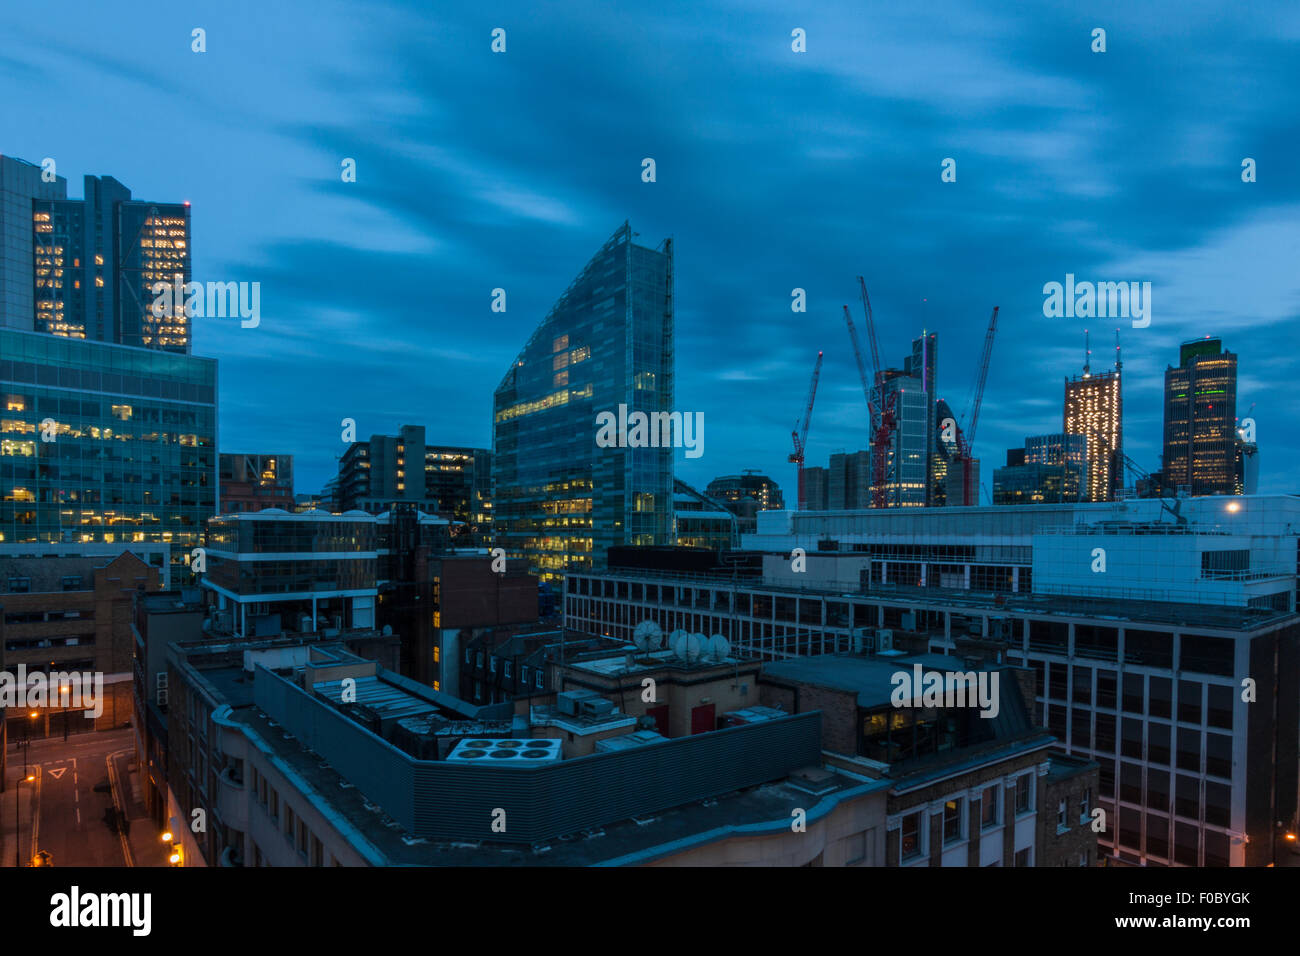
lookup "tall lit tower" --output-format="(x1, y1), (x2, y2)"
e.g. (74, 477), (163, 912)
(1163, 337), (1237, 496)
(1064, 329), (1123, 502)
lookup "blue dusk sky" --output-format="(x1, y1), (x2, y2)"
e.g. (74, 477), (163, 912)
(3, 0), (1298, 498)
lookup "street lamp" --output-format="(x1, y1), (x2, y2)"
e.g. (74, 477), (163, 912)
(22, 711), (37, 777)
(15, 773), (34, 868)
(59, 685), (70, 742)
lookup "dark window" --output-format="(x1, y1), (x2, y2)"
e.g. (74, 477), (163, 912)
(1146, 769), (1170, 812)
(981, 785), (999, 828)
(1178, 680), (1202, 725)
(1120, 762), (1142, 804)
(1145, 813), (1170, 859)
(1148, 722), (1170, 765)
(1049, 663), (1068, 700)
(1096, 669), (1117, 709)
(1095, 713), (1116, 753)
(1014, 775), (1031, 814)
(1072, 665), (1092, 705)
(1206, 684), (1233, 729)
(1175, 775), (1200, 820)
(1205, 781), (1231, 828)
(1205, 733), (1232, 779)
(1121, 718), (1143, 759)
(1122, 673), (1145, 713)
(1125, 629), (1173, 668)
(900, 811), (922, 861)
(1071, 708), (1091, 749)
(1176, 728), (1200, 772)
(1075, 624), (1118, 661)
(1180, 634), (1234, 677)
(1174, 822), (1199, 866)
(1204, 829), (1229, 867)
(1148, 677), (1172, 719)
(1029, 619), (1068, 653)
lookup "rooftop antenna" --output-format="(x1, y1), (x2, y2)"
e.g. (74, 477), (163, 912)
(1083, 328), (1091, 376)
(1114, 328), (1122, 371)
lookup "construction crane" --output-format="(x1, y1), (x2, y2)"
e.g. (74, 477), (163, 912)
(951, 306), (999, 506)
(788, 351), (824, 510)
(844, 278), (898, 509)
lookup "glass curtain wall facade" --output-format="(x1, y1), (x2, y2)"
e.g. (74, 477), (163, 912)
(0, 329), (216, 578)
(872, 375), (929, 507)
(1163, 339), (1237, 497)
(492, 223), (673, 580)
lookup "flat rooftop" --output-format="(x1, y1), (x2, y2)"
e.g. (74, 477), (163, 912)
(573, 568), (1294, 630)
(762, 653), (967, 709)
(232, 704), (882, 866)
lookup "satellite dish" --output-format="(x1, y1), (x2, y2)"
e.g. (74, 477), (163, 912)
(708, 634), (730, 660)
(685, 633), (705, 661)
(669, 629), (689, 657)
(633, 620), (656, 652)
(648, 626), (664, 650)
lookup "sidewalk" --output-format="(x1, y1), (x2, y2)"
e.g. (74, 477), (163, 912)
(111, 749), (169, 867)
(1, 759), (39, 867)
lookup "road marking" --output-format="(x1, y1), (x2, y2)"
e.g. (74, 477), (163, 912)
(105, 750), (134, 867)
(47, 767), (67, 780)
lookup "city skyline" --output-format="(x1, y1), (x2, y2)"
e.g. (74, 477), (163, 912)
(3, 1), (1296, 500)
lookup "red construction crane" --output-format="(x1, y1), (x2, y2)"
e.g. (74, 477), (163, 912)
(788, 351), (824, 510)
(845, 278), (897, 508)
(953, 306), (999, 506)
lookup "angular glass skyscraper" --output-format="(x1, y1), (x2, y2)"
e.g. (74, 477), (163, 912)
(0, 328), (216, 578)
(492, 223), (674, 579)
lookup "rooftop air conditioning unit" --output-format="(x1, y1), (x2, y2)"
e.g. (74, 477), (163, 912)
(876, 629), (894, 652)
(445, 738), (562, 767)
(578, 698), (616, 718)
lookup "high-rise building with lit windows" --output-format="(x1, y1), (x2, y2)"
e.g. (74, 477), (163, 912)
(0, 328), (216, 579)
(492, 223), (674, 580)
(1, 155), (68, 332)
(4, 156), (194, 353)
(1064, 359), (1122, 503)
(32, 176), (192, 353)
(1163, 338), (1238, 497)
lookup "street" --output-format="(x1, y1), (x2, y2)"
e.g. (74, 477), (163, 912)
(2, 727), (166, 867)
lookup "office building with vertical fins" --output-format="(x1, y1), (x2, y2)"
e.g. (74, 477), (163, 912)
(1064, 338), (1123, 502)
(492, 223), (674, 580)
(1163, 338), (1238, 497)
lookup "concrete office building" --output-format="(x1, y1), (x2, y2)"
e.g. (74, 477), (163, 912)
(335, 424), (491, 539)
(219, 453), (294, 513)
(162, 636), (890, 866)
(492, 223), (675, 580)
(565, 496), (1300, 866)
(803, 465), (830, 511)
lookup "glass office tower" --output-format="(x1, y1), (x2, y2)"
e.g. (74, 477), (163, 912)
(492, 223), (674, 580)
(32, 173), (191, 353)
(0, 328), (216, 578)
(1163, 338), (1237, 497)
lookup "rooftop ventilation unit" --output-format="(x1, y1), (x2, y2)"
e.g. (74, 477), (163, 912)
(446, 738), (562, 767)
(578, 697), (616, 718)
(556, 689), (599, 716)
